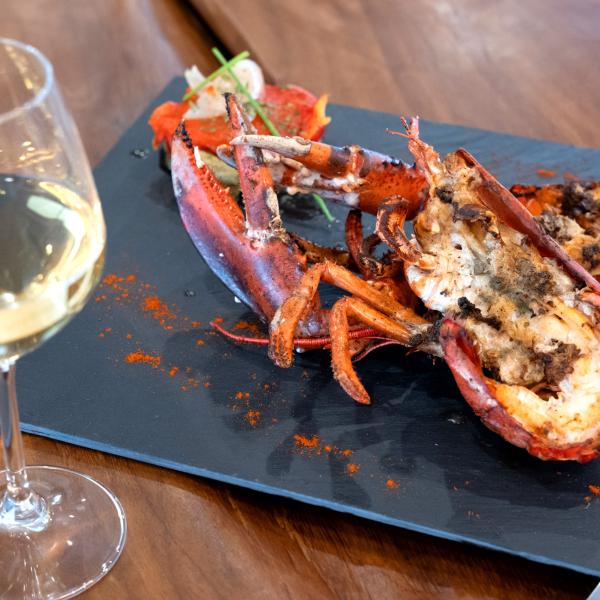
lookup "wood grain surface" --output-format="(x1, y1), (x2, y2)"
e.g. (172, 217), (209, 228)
(2, 1), (599, 598)
(192, 0), (600, 149)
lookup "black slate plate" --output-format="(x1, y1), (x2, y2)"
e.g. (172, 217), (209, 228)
(18, 79), (600, 576)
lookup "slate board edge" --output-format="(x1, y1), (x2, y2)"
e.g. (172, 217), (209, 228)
(21, 422), (599, 579)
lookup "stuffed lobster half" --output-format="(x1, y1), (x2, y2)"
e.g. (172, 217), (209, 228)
(171, 94), (600, 462)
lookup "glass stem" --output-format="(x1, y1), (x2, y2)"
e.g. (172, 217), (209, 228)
(0, 359), (48, 531)
(0, 359), (29, 501)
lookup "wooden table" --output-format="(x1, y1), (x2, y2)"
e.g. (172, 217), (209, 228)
(4, 1), (599, 597)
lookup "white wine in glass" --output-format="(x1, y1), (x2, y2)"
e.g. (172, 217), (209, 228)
(0, 39), (126, 598)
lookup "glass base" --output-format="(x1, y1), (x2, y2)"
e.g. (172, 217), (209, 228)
(0, 466), (126, 599)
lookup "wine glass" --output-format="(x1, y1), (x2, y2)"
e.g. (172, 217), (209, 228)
(0, 39), (126, 598)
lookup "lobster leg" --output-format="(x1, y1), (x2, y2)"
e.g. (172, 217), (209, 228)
(222, 134), (428, 216)
(345, 209), (419, 309)
(375, 196), (438, 270)
(269, 260), (429, 368)
(345, 210), (390, 279)
(329, 296), (423, 404)
(288, 233), (352, 267)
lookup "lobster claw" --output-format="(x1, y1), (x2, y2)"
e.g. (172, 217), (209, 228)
(219, 133), (429, 216)
(170, 94), (324, 334)
(440, 318), (600, 463)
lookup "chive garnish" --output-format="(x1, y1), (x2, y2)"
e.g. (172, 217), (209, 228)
(182, 50), (250, 101)
(208, 47), (334, 223)
(211, 47), (280, 136)
(310, 193), (334, 222)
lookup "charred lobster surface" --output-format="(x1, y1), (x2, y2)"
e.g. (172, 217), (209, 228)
(171, 95), (600, 462)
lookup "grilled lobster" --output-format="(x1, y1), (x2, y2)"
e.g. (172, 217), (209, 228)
(171, 94), (600, 462)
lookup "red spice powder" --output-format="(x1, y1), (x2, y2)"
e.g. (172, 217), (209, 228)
(341, 449), (353, 457)
(346, 463), (360, 475)
(245, 410), (261, 427)
(196, 339), (205, 346)
(233, 320), (261, 334)
(589, 485), (600, 496)
(294, 434), (320, 449)
(386, 479), (399, 489)
(537, 169), (556, 178)
(169, 367), (179, 377)
(103, 274), (120, 286)
(124, 351), (161, 369)
(142, 295), (177, 326)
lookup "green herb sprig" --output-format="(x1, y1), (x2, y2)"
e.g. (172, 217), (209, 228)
(182, 50), (250, 101)
(210, 47), (334, 223)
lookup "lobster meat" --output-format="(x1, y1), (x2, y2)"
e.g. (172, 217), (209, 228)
(171, 94), (600, 462)
(512, 181), (600, 277)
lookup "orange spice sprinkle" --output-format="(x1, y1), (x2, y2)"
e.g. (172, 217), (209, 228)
(141, 295), (177, 326)
(324, 445), (332, 453)
(124, 351), (161, 369)
(196, 339), (205, 346)
(589, 485), (600, 496)
(190, 321), (201, 328)
(102, 274), (119, 286)
(95, 294), (107, 302)
(537, 168), (556, 178)
(293, 434), (320, 448)
(245, 410), (261, 427)
(169, 367), (179, 377)
(386, 479), (399, 489)
(126, 333), (133, 340)
(341, 449), (353, 457)
(126, 274), (137, 283)
(346, 463), (360, 475)
(233, 319), (261, 334)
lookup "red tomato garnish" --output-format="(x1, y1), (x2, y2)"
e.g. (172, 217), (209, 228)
(148, 84), (330, 155)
